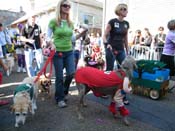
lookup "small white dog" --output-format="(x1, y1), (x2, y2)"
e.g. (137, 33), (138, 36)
(2, 55), (15, 76)
(11, 77), (38, 127)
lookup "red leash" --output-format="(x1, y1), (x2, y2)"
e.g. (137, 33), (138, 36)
(34, 50), (55, 83)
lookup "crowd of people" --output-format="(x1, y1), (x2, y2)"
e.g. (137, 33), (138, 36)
(129, 26), (166, 48)
(0, 0), (175, 107)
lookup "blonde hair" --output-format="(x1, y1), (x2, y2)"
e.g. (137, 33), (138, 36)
(55, 0), (73, 27)
(114, 3), (128, 16)
(167, 19), (175, 30)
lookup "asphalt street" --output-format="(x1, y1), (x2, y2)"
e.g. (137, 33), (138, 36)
(0, 67), (175, 131)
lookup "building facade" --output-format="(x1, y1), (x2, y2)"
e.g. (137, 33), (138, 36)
(11, 0), (103, 34)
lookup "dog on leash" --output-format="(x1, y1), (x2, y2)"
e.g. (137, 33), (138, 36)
(11, 77), (38, 127)
(37, 76), (52, 98)
(75, 56), (137, 125)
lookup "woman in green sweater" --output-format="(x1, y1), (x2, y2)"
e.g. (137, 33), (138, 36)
(46, 0), (75, 108)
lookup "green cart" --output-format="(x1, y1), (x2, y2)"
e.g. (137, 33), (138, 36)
(132, 78), (169, 100)
(132, 60), (170, 100)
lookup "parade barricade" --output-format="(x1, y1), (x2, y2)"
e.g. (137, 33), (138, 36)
(130, 45), (151, 60)
(130, 45), (164, 61)
(150, 46), (163, 61)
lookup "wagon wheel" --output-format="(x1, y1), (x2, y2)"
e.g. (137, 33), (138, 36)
(149, 89), (160, 100)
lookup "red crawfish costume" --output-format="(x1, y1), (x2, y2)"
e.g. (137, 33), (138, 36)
(75, 67), (129, 116)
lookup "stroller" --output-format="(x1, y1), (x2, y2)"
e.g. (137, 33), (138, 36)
(84, 44), (105, 70)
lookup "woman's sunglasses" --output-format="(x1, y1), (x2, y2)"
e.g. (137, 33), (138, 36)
(120, 8), (127, 11)
(61, 4), (71, 9)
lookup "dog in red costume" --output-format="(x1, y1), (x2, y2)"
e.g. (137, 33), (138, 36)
(75, 56), (136, 126)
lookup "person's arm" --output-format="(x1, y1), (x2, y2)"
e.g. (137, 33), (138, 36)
(45, 27), (55, 50)
(4, 30), (12, 44)
(171, 38), (175, 43)
(19, 36), (34, 43)
(74, 24), (89, 40)
(124, 32), (129, 55)
(37, 25), (44, 48)
(103, 24), (112, 49)
(75, 29), (88, 40)
(158, 34), (166, 43)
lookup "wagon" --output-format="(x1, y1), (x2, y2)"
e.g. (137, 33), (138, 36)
(131, 78), (169, 100)
(131, 60), (170, 100)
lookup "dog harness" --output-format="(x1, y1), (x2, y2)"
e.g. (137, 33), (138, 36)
(14, 84), (34, 99)
(75, 67), (125, 88)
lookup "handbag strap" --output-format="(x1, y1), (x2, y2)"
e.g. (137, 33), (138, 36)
(3, 30), (8, 43)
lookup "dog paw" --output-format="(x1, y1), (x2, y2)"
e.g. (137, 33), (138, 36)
(31, 110), (35, 115)
(33, 103), (37, 110)
(123, 117), (130, 126)
(22, 120), (25, 125)
(78, 114), (84, 120)
(15, 123), (19, 128)
(83, 103), (87, 107)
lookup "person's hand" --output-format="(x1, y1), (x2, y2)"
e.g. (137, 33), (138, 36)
(80, 24), (89, 31)
(28, 39), (35, 44)
(47, 41), (56, 50)
(107, 44), (112, 50)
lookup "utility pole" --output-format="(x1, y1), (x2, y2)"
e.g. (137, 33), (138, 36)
(29, 0), (35, 10)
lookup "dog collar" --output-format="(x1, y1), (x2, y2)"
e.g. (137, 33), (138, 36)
(115, 69), (126, 79)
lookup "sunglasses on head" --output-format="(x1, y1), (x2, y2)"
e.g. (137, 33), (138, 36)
(61, 4), (71, 8)
(120, 8), (127, 11)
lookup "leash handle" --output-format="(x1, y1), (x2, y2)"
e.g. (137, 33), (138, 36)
(34, 50), (55, 83)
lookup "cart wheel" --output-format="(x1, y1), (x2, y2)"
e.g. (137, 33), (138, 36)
(149, 89), (160, 100)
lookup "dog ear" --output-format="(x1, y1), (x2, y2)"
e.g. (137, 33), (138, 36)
(39, 79), (45, 86)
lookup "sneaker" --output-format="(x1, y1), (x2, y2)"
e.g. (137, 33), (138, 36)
(123, 100), (130, 105)
(100, 95), (109, 99)
(6, 69), (10, 76)
(22, 68), (26, 73)
(58, 101), (67, 108)
(64, 95), (68, 102)
(17, 67), (21, 73)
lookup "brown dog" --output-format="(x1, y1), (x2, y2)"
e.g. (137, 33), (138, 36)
(38, 77), (52, 98)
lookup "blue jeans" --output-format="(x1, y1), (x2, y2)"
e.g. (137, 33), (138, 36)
(74, 50), (80, 69)
(17, 54), (25, 68)
(1, 45), (7, 58)
(105, 48), (126, 71)
(53, 50), (75, 102)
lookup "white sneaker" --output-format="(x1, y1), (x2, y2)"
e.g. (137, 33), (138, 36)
(58, 101), (67, 108)
(17, 67), (21, 73)
(6, 69), (10, 76)
(22, 68), (26, 73)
